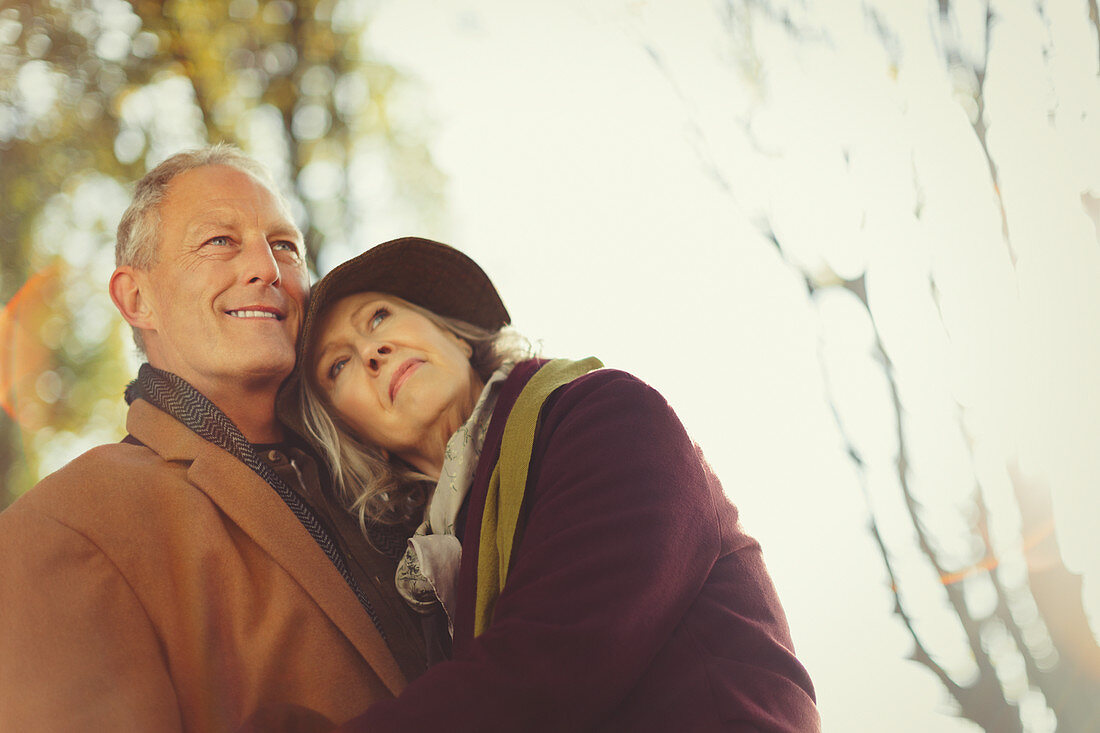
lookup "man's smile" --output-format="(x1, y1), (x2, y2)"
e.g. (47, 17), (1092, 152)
(225, 306), (285, 320)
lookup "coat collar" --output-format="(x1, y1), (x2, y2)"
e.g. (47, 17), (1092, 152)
(126, 398), (408, 695)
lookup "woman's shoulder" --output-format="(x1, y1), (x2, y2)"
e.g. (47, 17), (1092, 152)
(508, 357), (660, 395)
(498, 360), (721, 518)
(504, 358), (678, 430)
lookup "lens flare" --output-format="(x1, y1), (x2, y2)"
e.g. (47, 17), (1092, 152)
(0, 263), (64, 426)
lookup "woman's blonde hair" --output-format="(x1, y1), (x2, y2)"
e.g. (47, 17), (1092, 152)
(297, 295), (529, 530)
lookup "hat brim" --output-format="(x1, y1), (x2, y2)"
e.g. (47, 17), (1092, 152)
(303, 237), (510, 342)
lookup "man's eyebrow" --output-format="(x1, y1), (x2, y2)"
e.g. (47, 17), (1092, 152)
(183, 211), (302, 240)
(267, 222), (304, 240)
(183, 214), (239, 240)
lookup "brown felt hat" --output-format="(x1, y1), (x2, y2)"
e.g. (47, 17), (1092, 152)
(279, 237), (510, 425)
(300, 236), (510, 347)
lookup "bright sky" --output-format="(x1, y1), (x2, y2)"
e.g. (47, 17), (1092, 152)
(361, 1), (1100, 731)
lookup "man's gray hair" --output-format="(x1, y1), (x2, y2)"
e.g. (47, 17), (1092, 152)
(115, 144), (283, 352)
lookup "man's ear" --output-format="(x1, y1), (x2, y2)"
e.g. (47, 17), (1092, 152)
(109, 266), (156, 331)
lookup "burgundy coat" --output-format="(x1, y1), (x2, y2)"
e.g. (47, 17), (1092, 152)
(342, 361), (820, 732)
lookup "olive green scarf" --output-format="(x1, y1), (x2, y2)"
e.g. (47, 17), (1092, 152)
(474, 356), (603, 636)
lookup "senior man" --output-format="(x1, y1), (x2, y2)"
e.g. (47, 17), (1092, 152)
(0, 146), (424, 732)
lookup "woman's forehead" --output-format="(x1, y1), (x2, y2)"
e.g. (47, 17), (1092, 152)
(313, 292), (391, 358)
(323, 290), (396, 325)
(329, 290), (386, 317)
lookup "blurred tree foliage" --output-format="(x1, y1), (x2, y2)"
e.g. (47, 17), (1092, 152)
(0, 0), (444, 507)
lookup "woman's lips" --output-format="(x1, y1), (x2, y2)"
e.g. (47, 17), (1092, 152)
(389, 359), (424, 402)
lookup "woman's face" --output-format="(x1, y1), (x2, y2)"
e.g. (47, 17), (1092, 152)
(312, 291), (484, 477)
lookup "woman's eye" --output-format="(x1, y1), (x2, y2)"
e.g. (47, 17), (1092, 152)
(369, 308), (389, 330)
(206, 235), (232, 247)
(329, 357), (349, 381)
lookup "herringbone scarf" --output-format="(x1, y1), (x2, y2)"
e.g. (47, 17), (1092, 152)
(125, 363), (396, 639)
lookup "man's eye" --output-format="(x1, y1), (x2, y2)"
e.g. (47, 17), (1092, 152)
(206, 236), (233, 246)
(273, 241), (300, 255)
(369, 308), (389, 330)
(329, 357), (349, 381)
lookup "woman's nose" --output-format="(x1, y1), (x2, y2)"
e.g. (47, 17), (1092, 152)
(366, 344), (391, 373)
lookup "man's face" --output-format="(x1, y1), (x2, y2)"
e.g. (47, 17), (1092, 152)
(136, 165), (309, 399)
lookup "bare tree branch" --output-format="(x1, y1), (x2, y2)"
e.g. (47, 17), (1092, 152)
(642, 43), (736, 196)
(1089, 0), (1100, 73)
(1009, 465), (1100, 730)
(760, 222), (1022, 730)
(970, 484), (1048, 693)
(935, 0), (1015, 264)
(858, 284), (1021, 733)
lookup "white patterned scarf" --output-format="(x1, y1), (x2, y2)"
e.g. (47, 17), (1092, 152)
(395, 363), (514, 636)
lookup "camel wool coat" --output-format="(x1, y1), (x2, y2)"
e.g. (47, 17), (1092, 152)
(0, 397), (407, 732)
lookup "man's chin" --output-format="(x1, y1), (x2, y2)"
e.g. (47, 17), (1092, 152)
(231, 350), (297, 386)
(239, 361), (295, 384)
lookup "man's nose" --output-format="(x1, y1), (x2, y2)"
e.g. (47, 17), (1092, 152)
(242, 239), (282, 286)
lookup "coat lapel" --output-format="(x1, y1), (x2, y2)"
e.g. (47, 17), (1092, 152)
(127, 399), (407, 695)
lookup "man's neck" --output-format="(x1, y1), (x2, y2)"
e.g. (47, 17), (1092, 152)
(149, 366), (287, 444)
(225, 402), (284, 444)
(204, 386), (285, 444)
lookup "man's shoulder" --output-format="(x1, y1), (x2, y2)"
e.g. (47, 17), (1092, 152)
(47, 438), (182, 487)
(3, 439), (195, 529)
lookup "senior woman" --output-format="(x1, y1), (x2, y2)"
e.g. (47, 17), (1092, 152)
(291, 237), (820, 732)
